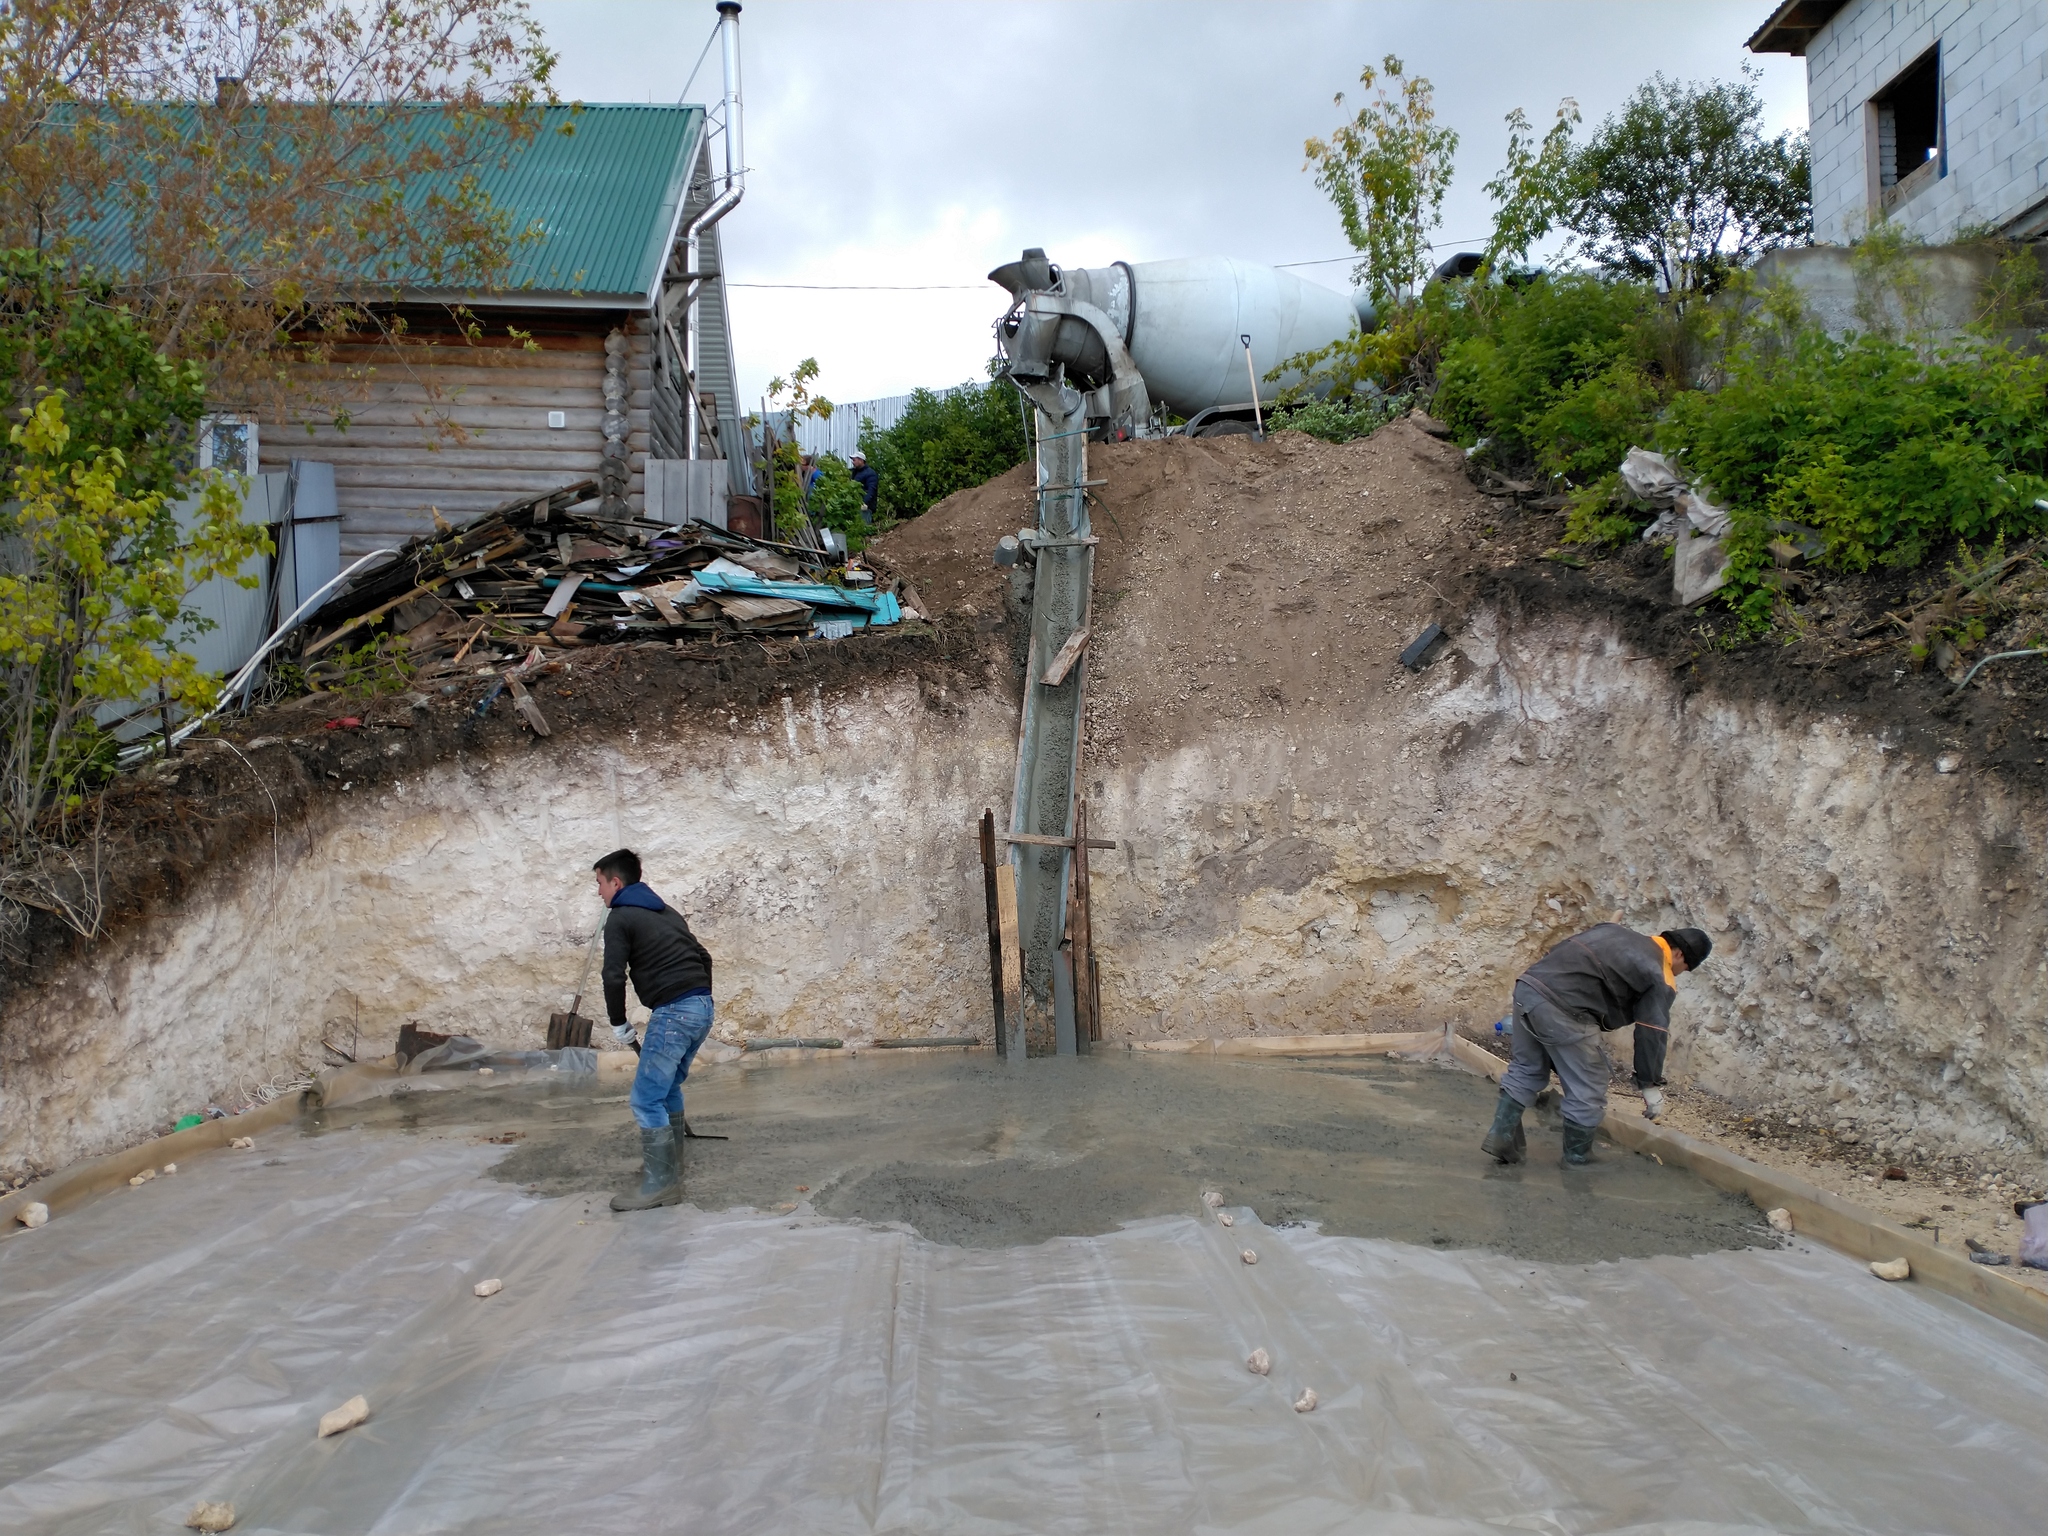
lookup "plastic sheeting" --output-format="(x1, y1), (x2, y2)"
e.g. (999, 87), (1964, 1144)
(2, 1119), (2046, 1535)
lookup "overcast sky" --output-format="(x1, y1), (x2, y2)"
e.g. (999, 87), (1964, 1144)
(532, 1), (1808, 409)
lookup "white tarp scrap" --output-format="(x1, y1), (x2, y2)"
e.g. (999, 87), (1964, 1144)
(1621, 446), (1734, 542)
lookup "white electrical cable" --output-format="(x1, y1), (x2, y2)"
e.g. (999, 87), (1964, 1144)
(119, 547), (400, 765)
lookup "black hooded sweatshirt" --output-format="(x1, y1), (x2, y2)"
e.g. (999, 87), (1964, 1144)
(600, 883), (712, 1027)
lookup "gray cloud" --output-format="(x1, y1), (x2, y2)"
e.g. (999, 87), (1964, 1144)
(536, 1), (1806, 405)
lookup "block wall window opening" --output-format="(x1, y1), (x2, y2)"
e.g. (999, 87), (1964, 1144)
(1870, 44), (1944, 212)
(548, 410), (567, 429)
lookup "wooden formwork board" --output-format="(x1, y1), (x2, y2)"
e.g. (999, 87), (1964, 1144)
(1449, 1032), (2048, 1344)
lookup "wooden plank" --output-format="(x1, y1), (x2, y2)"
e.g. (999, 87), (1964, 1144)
(1599, 1102), (2048, 1345)
(326, 465), (610, 493)
(980, 809), (1007, 1056)
(1129, 1030), (1448, 1058)
(302, 533), (526, 657)
(994, 854), (1026, 1062)
(1073, 797), (1096, 1048)
(1041, 624), (1090, 687)
(506, 675), (553, 737)
(1001, 832), (1117, 850)
(274, 405), (634, 432)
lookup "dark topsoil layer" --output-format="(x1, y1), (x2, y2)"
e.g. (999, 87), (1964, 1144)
(312, 1051), (1773, 1264)
(10, 417), (2044, 992)
(1, 628), (994, 1001)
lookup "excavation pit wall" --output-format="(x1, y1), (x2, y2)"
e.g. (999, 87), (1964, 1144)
(2, 602), (2045, 1179)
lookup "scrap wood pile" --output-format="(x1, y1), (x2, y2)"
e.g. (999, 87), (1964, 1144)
(294, 480), (929, 689)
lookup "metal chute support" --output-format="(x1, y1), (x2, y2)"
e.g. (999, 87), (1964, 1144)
(986, 247), (1365, 1055)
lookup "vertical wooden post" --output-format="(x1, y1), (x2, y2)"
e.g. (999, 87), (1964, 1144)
(994, 856), (1026, 1062)
(979, 809), (1006, 1056)
(1072, 796), (1097, 1048)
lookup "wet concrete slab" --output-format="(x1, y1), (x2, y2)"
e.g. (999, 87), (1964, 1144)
(313, 1052), (1773, 1264)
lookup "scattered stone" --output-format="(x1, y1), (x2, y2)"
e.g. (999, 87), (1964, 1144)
(185, 1501), (237, 1531)
(477, 1067), (495, 1076)
(473, 1278), (503, 1298)
(128, 1169), (157, 1187)
(1767, 1208), (1794, 1234)
(317, 1394), (370, 1438)
(230, 1137), (255, 1150)
(1294, 1387), (1318, 1413)
(17, 1202), (47, 1228)
(1870, 1257), (1911, 1282)
(1240, 1249), (1258, 1266)
(1218, 1213), (1235, 1227)
(1935, 753), (1961, 774)
(1883, 1167), (1908, 1181)
(1202, 1191), (1223, 1208)
(163, 1163), (178, 1175)
(1247, 1348), (1271, 1376)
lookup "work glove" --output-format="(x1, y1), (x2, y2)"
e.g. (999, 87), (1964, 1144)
(611, 1022), (639, 1054)
(1641, 1085), (1665, 1120)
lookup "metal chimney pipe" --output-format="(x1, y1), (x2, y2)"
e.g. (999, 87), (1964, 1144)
(682, 2), (746, 460)
(718, 0), (744, 197)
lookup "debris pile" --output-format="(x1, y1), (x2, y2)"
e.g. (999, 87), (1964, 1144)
(293, 480), (924, 689)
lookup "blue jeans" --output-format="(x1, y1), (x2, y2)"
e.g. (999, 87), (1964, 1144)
(629, 991), (714, 1130)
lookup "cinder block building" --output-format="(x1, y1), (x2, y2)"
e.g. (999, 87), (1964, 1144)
(1750, 0), (2048, 244)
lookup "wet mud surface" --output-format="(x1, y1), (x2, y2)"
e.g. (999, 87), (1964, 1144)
(310, 1052), (1773, 1263)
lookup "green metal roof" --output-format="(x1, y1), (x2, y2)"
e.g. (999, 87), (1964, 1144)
(73, 102), (704, 306)
(453, 104), (704, 302)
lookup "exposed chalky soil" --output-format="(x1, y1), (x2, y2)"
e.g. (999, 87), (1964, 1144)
(309, 1052), (1774, 1264)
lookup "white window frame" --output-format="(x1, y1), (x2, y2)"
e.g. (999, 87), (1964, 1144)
(197, 414), (258, 476)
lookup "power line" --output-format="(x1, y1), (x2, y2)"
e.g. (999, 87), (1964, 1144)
(726, 282), (989, 291)
(730, 239), (1496, 292)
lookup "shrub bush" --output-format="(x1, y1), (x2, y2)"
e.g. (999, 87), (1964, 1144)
(1660, 329), (2048, 624)
(858, 379), (1028, 520)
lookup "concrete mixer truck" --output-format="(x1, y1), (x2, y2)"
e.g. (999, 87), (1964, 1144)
(986, 248), (1373, 1062)
(988, 247), (1376, 440)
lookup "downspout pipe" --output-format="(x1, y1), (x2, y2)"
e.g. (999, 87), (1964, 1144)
(683, 1), (746, 459)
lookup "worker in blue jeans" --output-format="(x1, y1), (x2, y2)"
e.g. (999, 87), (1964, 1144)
(592, 848), (715, 1211)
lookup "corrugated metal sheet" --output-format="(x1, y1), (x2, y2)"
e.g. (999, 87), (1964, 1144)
(780, 384), (981, 461)
(75, 104), (703, 303)
(472, 105), (702, 300)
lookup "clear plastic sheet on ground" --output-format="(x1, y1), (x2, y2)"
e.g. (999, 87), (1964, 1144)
(2, 1107), (2045, 1535)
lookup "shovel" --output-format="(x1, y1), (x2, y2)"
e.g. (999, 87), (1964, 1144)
(547, 913), (604, 1049)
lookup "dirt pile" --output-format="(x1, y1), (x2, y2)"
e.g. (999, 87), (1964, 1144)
(878, 419), (1486, 766)
(878, 415), (2048, 782)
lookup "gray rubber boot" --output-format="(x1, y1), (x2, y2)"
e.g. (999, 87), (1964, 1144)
(610, 1125), (682, 1211)
(1480, 1091), (1528, 1164)
(1561, 1121), (1601, 1166)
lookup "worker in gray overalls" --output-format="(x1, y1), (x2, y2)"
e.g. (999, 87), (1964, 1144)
(1482, 924), (1713, 1165)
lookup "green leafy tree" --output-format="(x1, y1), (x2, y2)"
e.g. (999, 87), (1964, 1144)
(0, 0), (559, 420)
(1304, 55), (1459, 306)
(857, 377), (1028, 520)
(805, 454), (869, 540)
(763, 358), (834, 537)
(1483, 99), (1581, 269)
(1562, 70), (1810, 295)
(0, 393), (267, 873)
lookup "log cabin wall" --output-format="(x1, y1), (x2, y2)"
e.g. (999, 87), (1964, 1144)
(258, 306), (661, 558)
